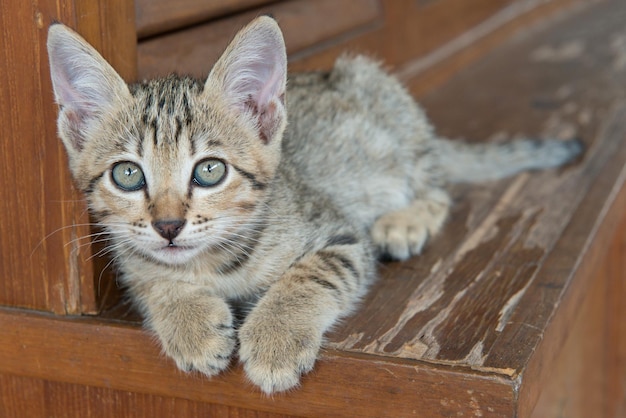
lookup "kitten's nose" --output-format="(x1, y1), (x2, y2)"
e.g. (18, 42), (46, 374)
(152, 219), (186, 241)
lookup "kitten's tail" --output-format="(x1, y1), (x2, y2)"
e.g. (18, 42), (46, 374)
(434, 137), (584, 183)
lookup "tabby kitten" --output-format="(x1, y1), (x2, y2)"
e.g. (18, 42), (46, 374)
(46, 17), (582, 393)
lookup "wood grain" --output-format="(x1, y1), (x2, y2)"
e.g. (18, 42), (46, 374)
(288, 0), (517, 72)
(0, 374), (295, 418)
(526, 174), (626, 416)
(137, 0), (382, 79)
(401, 0), (583, 96)
(1, 2), (84, 314)
(0, 309), (516, 418)
(0, 0), (136, 314)
(136, 0), (275, 39)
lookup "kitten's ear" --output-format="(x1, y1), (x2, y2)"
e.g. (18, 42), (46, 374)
(207, 17), (287, 144)
(47, 24), (131, 159)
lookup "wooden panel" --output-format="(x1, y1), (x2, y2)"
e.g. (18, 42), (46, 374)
(137, 0), (382, 79)
(0, 309), (516, 417)
(288, 0), (517, 71)
(136, 0), (275, 39)
(0, 1), (59, 312)
(0, 0), (136, 314)
(528, 197), (626, 416)
(0, 374), (45, 418)
(402, 0), (583, 96)
(608, 217), (626, 418)
(0, 374), (295, 418)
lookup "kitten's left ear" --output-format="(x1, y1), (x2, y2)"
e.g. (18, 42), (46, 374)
(47, 24), (131, 161)
(207, 17), (287, 144)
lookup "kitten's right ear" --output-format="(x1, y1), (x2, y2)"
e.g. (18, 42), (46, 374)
(207, 17), (287, 144)
(47, 24), (130, 159)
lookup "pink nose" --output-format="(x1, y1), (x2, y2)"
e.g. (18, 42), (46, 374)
(152, 219), (185, 241)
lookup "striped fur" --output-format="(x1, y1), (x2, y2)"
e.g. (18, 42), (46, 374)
(47, 17), (582, 394)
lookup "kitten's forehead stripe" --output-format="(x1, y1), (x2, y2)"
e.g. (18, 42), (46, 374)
(182, 92), (193, 126)
(174, 117), (183, 144)
(132, 75), (204, 148)
(150, 118), (159, 147)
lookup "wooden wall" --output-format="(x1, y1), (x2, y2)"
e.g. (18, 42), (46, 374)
(0, 0), (135, 314)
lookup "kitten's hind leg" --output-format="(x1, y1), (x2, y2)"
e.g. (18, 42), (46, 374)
(371, 188), (450, 260)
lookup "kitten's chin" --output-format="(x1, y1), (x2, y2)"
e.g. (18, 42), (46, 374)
(148, 245), (202, 266)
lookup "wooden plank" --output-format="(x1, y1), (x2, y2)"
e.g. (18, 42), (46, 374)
(525, 168), (626, 416)
(0, 0), (136, 314)
(0, 374), (295, 418)
(607, 216), (626, 418)
(0, 374), (45, 418)
(136, 0), (275, 39)
(0, 309), (516, 417)
(0, 1), (84, 314)
(288, 0), (518, 71)
(68, 0), (138, 314)
(137, 0), (382, 79)
(401, 0), (583, 96)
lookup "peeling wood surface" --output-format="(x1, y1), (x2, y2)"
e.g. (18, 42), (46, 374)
(326, 0), (626, 377)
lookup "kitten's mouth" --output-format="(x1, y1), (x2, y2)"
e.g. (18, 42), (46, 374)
(155, 240), (196, 255)
(150, 242), (200, 265)
(161, 242), (192, 251)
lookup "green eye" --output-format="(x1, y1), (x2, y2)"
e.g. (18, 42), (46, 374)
(111, 162), (145, 191)
(193, 159), (226, 187)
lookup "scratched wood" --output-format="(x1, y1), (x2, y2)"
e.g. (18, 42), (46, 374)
(327, 0), (626, 376)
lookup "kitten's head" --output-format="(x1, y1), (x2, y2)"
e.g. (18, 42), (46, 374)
(47, 17), (287, 265)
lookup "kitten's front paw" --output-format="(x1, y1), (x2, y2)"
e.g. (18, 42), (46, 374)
(152, 294), (236, 377)
(238, 314), (321, 394)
